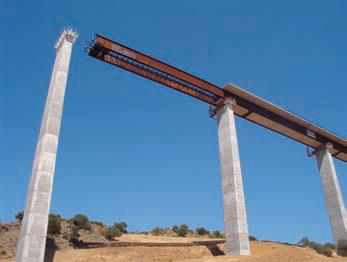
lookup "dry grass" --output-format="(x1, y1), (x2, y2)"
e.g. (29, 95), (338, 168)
(1, 230), (346, 262)
(46, 235), (347, 262)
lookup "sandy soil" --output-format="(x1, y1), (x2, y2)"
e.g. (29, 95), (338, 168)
(189, 241), (347, 262)
(50, 240), (347, 262)
(1, 234), (346, 262)
(0, 223), (20, 258)
(118, 233), (218, 243)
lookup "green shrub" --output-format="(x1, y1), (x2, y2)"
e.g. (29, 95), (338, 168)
(176, 224), (189, 237)
(114, 221), (127, 233)
(47, 214), (61, 235)
(91, 220), (105, 227)
(195, 227), (209, 236)
(249, 235), (257, 241)
(297, 236), (333, 257)
(311, 242), (333, 257)
(103, 221), (127, 240)
(210, 230), (224, 238)
(69, 225), (80, 243)
(15, 211), (24, 222)
(172, 225), (179, 234)
(105, 226), (122, 240)
(70, 214), (91, 231)
(323, 242), (335, 249)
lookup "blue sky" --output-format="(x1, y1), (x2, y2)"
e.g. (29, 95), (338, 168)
(1, 0), (346, 244)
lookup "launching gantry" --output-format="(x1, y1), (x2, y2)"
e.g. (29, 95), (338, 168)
(87, 34), (346, 161)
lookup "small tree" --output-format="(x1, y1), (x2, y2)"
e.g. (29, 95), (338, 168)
(249, 235), (257, 241)
(70, 214), (91, 231)
(105, 226), (122, 240)
(47, 214), (61, 235)
(103, 221), (128, 240)
(15, 211), (24, 222)
(211, 230), (224, 238)
(195, 227), (209, 236)
(69, 225), (80, 243)
(114, 221), (127, 233)
(177, 224), (189, 237)
(297, 236), (333, 257)
(172, 225), (179, 234)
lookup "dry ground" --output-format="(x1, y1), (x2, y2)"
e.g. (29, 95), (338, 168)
(47, 239), (347, 262)
(2, 233), (346, 262)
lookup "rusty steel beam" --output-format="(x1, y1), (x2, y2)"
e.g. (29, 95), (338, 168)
(88, 34), (225, 106)
(86, 34), (347, 162)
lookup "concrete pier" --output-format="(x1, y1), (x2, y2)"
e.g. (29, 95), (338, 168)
(16, 29), (77, 262)
(316, 144), (347, 253)
(216, 99), (250, 256)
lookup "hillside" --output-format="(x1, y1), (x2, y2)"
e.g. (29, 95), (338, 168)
(1, 221), (346, 261)
(52, 239), (347, 262)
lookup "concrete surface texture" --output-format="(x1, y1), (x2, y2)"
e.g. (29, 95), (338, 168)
(316, 144), (347, 253)
(16, 28), (77, 262)
(216, 100), (250, 256)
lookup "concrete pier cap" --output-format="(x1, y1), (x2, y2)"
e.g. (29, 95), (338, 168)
(55, 28), (78, 50)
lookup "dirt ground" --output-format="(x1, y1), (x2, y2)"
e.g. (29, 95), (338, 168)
(2, 234), (346, 262)
(51, 241), (347, 262)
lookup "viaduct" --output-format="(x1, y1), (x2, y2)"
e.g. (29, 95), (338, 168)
(16, 29), (347, 261)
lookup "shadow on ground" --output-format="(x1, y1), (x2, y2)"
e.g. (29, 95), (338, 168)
(43, 239), (226, 260)
(205, 244), (225, 256)
(44, 238), (57, 262)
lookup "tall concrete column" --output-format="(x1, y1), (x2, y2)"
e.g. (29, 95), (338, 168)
(216, 99), (250, 256)
(316, 144), (347, 253)
(16, 28), (77, 262)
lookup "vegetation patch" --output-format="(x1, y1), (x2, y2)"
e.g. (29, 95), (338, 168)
(210, 230), (224, 239)
(195, 227), (209, 236)
(175, 224), (189, 237)
(47, 214), (61, 235)
(249, 235), (257, 241)
(298, 237), (334, 257)
(15, 211), (24, 222)
(70, 214), (91, 231)
(104, 221), (128, 240)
